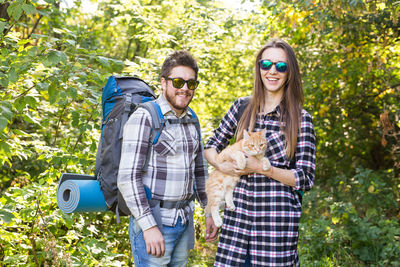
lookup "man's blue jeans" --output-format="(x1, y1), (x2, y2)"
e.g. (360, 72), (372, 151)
(129, 216), (191, 267)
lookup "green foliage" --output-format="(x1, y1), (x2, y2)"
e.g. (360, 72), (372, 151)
(299, 168), (400, 266)
(0, 0), (399, 265)
(0, 169), (132, 266)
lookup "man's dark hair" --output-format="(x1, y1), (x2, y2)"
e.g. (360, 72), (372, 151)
(161, 51), (199, 79)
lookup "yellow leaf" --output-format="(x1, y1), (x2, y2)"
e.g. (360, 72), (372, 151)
(368, 185), (375, 193)
(332, 216), (340, 224)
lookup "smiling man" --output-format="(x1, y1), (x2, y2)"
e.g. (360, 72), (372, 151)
(118, 51), (218, 266)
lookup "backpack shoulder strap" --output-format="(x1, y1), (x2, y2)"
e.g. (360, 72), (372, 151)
(188, 107), (202, 141)
(140, 101), (165, 144)
(139, 101), (165, 171)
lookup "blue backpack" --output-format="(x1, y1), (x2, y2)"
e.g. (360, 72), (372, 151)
(95, 76), (201, 217)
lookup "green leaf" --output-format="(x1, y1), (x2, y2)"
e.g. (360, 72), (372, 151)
(45, 50), (68, 66)
(14, 97), (26, 113)
(48, 82), (57, 104)
(7, 2), (23, 21)
(14, 96), (37, 113)
(0, 101), (13, 120)
(0, 140), (11, 154)
(22, 3), (36, 15)
(22, 113), (40, 125)
(0, 117), (8, 132)
(37, 82), (49, 91)
(0, 73), (8, 88)
(25, 96), (37, 108)
(0, 209), (15, 224)
(0, 21), (6, 33)
(64, 39), (76, 46)
(62, 212), (74, 228)
(8, 67), (18, 83)
(96, 56), (110, 68)
(67, 87), (77, 99)
(30, 33), (47, 39)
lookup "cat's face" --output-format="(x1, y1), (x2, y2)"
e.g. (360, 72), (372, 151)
(242, 130), (267, 156)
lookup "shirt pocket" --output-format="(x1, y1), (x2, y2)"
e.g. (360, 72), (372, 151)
(189, 127), (200, 154)
(153, 129), (176, 156)
(267, 132), (287, 161)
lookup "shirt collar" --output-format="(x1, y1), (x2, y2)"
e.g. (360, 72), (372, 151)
(264, 104), (281, 116)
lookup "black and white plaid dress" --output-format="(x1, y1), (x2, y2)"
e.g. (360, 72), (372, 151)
(205, 97), (316, 266)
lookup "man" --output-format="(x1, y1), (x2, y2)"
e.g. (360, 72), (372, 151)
(118, 51), (218, 266)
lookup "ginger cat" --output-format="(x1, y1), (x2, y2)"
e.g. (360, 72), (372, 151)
(205, 129), (270, 227)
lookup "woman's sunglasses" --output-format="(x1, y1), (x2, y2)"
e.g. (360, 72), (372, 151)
(258, 59), (288, 73)
(165, 77), (199, 90)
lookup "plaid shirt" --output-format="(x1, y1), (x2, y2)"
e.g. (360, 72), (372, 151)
(117, 95), (208, 231)
(205, 97), (316, 266)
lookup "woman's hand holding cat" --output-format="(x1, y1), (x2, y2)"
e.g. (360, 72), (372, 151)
(217, 161), (241, 176)
(244, 155), (297, 187)
(237, 155), (270, 176)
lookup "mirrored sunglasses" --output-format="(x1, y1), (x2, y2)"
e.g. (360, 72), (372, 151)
(259, 59), (288, 73)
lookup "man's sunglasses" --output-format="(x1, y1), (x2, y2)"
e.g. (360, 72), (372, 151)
(259, 59), (288, 73)
(165, 77), (199, 90)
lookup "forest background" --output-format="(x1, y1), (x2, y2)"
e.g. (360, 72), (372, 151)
(0, 0), (399, 266)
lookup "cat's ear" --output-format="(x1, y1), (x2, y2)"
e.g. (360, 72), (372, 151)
(243, 129), (250, 140)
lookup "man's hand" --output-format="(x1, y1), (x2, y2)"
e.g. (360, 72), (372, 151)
(205, 216), (219, 242)
(143, 226), (165, 257)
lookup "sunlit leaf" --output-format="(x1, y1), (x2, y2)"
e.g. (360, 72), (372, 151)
(0, 21), (6, 33)
(0, 117), (8, 132)
(22, 3), (36, 15)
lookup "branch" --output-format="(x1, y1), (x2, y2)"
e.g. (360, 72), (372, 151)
(3, 22), (14, 36)
(71, 102), (99, 153)
(16, 76), (51, 98)
(391, 82), (400, 89)
(125, 38), (132, 59)
(27, 14), (43, 39)
(53, 103), (68, 146)
(28, 197), (41, 267)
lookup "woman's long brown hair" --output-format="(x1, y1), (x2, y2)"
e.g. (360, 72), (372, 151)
(236, 38), (303, 159)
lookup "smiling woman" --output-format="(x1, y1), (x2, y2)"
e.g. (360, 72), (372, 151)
(204, 38), (316, 266)
(259, 47), (289, 104)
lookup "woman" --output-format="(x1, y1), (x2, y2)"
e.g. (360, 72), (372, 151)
(204, 38), (316, 266)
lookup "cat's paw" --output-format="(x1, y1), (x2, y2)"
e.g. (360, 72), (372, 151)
(236, 159), (246, 170)
(233, 151), (246, 169)
(213, 216), (223, 228)
(262, 157), (271, 171)
(235, 152), (246, 170)
(226, 204), (236, 211)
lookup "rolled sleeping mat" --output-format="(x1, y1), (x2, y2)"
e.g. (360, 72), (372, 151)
(57, 173), (108, 213)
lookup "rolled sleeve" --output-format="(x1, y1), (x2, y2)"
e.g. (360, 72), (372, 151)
(293, 111), (316, 191)
(205, 97), (246, 152)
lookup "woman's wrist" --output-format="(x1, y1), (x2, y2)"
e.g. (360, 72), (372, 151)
(263, 165), (273, 177)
